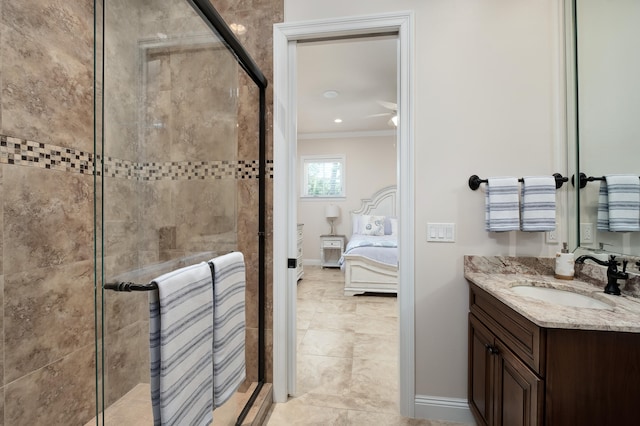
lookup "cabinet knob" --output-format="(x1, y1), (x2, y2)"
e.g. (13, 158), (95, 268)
(485, 343), (499, 355)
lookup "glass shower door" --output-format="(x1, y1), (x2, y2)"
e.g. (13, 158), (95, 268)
(94, 0), (266, 424)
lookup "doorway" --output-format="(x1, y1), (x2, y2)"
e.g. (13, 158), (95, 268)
(273, 11), (415, 417)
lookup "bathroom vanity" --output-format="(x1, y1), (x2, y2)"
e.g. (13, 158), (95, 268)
(465, 256), (640, 426)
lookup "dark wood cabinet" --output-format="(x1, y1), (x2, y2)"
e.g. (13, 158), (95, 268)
(468, 282), (640, 426)
(469, 314), (494, 426)
(493, 337), (542, 426)
(469, 312), (542, 426)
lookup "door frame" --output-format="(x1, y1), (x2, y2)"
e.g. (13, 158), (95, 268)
(273, 11), (415, 417)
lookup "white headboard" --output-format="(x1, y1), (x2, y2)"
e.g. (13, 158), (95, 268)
(350, 185), (397, 234)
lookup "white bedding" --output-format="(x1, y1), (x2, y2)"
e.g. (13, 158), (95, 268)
(340, 234), (398, 268)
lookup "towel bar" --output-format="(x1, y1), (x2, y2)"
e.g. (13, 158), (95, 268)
(572, 173), (640, 189)
(468, 173), (568, 191)
(104, 282), (158, 292)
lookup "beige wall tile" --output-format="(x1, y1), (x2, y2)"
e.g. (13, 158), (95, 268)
(1, 1), (93, 150)
(104, 323), (146, 406)
(5, 344), (95, 426)
(3, 167), (93, 274)
(0, 165), (3, 276)
(4, 260), (94, 382)
(0, 275), (4, 388)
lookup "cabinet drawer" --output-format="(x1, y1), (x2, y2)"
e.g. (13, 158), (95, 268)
(470, 283), (545, 375)
(323, 240), (342, 248)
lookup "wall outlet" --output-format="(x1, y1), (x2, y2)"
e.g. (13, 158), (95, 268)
(581, 223), (594, 244)
(545, 229), (559, 244)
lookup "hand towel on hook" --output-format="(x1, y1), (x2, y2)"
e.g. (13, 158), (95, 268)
(520, 176), (556, 232)
(600, 175), (640, 232)
(149, 261), (214, 426)
(485, 177), (520, 232)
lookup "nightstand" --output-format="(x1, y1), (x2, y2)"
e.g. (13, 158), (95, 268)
(320, 235), (346, 268)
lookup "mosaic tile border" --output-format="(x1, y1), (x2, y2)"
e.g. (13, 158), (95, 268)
(0, 135), (273, 180)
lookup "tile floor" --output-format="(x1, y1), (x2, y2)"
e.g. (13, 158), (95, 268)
(264, 266), (467, 426)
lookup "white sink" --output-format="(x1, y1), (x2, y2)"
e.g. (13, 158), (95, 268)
(510, 285), (612, 310)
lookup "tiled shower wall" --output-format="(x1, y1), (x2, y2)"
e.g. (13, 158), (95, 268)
(0, 1), (96, 424)
(0, 0), (282, 424)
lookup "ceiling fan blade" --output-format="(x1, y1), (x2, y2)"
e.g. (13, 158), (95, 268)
(366, 112), (392, 118)
(376, 100), (397, 111)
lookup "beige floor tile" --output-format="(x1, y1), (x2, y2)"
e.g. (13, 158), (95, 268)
(265, 398), (350, 425)
(350, 358), (399, 405)
(356, 298), (398, 317)
(297, 329), (307, 350)
(296, 354), (353, 396)
(353, 332), (399, 361)
(350, 313), (398, 336)
(308, 311), (358, 332)
(314, 298), (358, 314)
(297, 308), (315, 330)
(297, 298), (321, 313)
(297, 283), (327, 300)
(299, 329), (355, 358)
(292, 390), (399, 414)
(347, 410), (427, 425)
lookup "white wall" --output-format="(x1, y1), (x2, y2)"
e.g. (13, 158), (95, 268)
(285, 0), (566, 418)
(297, 135), (396, 261)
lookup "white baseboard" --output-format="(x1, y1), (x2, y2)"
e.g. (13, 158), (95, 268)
(414, 395), (476, 425)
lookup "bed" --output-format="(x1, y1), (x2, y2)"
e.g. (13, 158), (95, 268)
(341, 185), (398, 296)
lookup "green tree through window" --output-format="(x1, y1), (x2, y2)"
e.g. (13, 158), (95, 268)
(302, 155), (345, 197)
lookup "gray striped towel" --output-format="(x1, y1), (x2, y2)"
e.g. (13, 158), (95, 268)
(598, 175), (640, 232)
(597, 180), (609, 230)
(485, 177), (520, 232)
(520, 176), (556, 232)
(209, 252), (246, 408)
(150, 262), (214, 426)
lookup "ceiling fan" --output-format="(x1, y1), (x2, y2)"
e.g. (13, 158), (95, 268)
(367, 100), (398, 127)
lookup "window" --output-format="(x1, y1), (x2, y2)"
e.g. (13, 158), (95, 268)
(301, 155), (345, 198)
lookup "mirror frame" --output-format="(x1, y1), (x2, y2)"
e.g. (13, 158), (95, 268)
(567, 0), (640, 257)
(565, 0), (580, 253)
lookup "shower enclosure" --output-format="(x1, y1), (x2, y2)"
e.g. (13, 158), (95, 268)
(94, 0), (267, 424)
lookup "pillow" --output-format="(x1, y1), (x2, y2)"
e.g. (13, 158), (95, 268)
(360, 215), (385, 236)
(384, 216), (398, 235)
(352, 214), (362, 235)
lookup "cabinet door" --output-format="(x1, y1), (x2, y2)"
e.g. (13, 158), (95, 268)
(469, 314), (495, 426)
(494, 340), (543, 426)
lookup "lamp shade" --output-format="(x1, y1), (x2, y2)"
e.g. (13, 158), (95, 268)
(325, 205), (340, 219)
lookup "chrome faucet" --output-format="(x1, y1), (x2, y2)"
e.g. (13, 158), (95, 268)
(574, 255), (628, 296)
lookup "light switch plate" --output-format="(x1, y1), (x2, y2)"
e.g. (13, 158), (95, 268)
(427, 223), (455, 242)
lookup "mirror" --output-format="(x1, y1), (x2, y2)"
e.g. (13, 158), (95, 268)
(570, 0), (640, 256)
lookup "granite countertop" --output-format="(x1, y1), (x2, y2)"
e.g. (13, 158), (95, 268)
(464, 256), (640, 333)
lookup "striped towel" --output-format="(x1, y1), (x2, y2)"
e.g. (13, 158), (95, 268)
(597, 180), (610, 230)
(520, 176), (556, 232)
(149, 262), (214, 426)
(599, 175), (640, 232)
(485, 177), (520, 232)
(209, 252), (246, 408)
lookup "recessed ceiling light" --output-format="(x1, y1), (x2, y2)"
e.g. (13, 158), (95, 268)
(323, 90), (339, 99)
(334, 118), (343, 123)
(230, 23), (247, 35)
